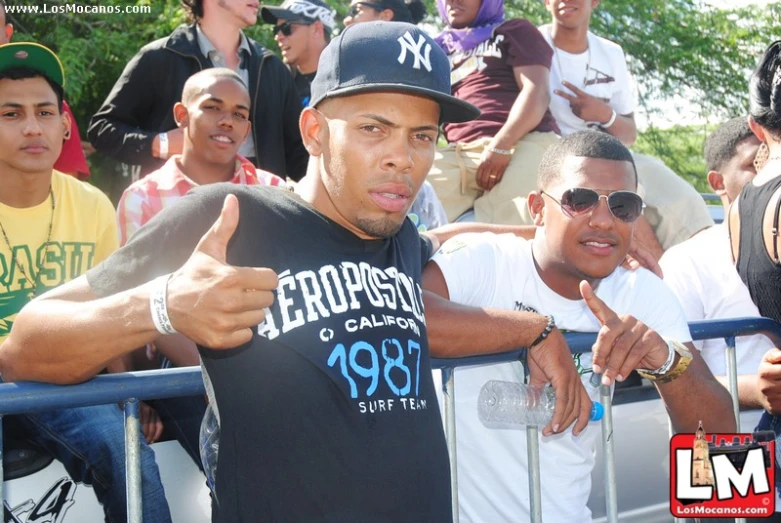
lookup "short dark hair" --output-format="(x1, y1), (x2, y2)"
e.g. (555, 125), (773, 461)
(0, 67), (63, 111)
(537, 130), (637, 190)
(380, 0), (426, 24)
(704, 117), (754, 173)
(181, 0), (203, 21)
(181, 67), (248, 105)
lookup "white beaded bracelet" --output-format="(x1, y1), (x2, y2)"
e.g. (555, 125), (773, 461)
(149, 274), (178, 335)
(601, 109), (618, 129)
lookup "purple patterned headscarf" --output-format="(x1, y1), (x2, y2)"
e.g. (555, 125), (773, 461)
(434, 0), (505, 54)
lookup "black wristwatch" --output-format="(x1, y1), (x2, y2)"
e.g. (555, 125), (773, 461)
(529, 315), (556, 348)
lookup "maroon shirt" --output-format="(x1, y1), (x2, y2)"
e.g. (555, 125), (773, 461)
(444, 19), (560, 144)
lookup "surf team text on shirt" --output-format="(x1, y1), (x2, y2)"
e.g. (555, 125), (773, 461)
(258, 261), (430, 415)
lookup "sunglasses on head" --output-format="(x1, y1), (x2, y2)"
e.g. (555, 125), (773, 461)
(541, 187), (645, 223)
(347, 2), (385, 17)
(273, 19), (314, 36)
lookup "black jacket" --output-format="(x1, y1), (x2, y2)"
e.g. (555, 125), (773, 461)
(88, 24), (308, 181)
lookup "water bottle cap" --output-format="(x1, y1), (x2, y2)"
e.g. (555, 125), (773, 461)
(590, 401), (604, 422)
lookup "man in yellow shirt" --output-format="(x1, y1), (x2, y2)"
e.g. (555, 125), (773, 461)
(0, 43), (171, 522)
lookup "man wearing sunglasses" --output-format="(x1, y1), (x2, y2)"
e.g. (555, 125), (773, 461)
(423, 130), (733, 522)
(261, 0), (335, 107)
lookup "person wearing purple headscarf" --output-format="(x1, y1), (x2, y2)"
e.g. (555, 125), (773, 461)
(433, 0), (504, 55)
(427, 0), (560, 226)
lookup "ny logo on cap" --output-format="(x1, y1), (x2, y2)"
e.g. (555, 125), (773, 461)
(397, 31), (432, 73)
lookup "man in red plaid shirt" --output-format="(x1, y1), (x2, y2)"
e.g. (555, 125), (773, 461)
(115, 67), (285, 471)
(118, 68), (285, 246)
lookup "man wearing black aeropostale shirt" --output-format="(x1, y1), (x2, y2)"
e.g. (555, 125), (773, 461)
(2, 22), (593, 522)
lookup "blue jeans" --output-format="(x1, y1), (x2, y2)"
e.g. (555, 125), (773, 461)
(11, 403), (172, 523)
(148, 395), (206, 471)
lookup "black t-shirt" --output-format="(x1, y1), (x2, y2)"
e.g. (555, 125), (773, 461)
(293, 70), (317, 106)
(87, 185), (452, 523)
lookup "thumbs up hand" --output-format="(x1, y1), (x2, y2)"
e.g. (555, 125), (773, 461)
(580, 280), (668, 386)
(165, 195), (279, 349)
(193, 192), (242, 263)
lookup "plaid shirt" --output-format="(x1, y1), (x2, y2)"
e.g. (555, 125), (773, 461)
(117, 155), (285, 245)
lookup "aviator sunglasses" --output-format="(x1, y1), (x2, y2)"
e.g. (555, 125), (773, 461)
(540, 187), (645, 223)
(347, 2), (386, 17)
(273, 19), (314, 37)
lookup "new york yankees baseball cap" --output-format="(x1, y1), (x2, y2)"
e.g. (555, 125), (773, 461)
(309, 21), (480, 123)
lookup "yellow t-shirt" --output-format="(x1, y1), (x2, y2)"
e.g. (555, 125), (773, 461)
(0, 171), (118, 342)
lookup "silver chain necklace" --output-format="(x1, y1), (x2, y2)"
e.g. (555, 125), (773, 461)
(553, 41), (592, 88)
(0, 187), (55, 296)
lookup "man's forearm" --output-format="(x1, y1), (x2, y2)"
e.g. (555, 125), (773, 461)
(606, 115), (637, 147)
(633, 216), (664, 261)
(424, 291), (548, 357)
(87, 116), (158, 166)
(0, 277), (161, 384)
(491, 88), (549, 150)
(105, 353), (135, 374)
(715, 374), (763, 410)
(657, 353), (737, 433)
(154, 334), (201, 368)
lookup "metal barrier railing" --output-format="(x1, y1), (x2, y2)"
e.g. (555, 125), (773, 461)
(433, 317), (781, 523)
(0, 367), (204, 523)
(0, 317), (778, 522)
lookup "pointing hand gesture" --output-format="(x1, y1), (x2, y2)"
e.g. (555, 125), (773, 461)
(554, 81), (614, 125)
(580, 280), (668, 386)
(165, 195), (279, 349)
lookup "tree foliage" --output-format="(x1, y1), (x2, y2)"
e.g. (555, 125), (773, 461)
(501, 0), (779, 189)
(502, 1), (780, 120)
(633, 124), (714, 193)
(7, 0), (777, 192)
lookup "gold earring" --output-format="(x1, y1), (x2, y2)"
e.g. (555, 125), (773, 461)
(754, 142), (770, 172)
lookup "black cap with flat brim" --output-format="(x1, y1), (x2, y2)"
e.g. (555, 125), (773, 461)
(309, 21), (479, 124)
(0, 43), (65, 88)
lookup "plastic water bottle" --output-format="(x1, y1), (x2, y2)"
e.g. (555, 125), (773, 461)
(477, 380), (604, 426)
(199, 404), (220, 498)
